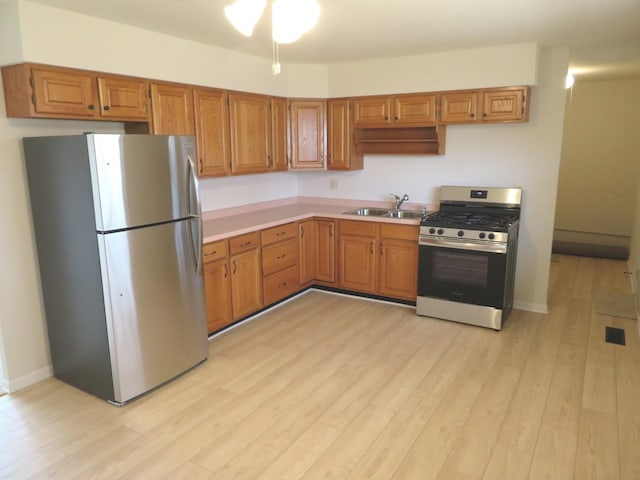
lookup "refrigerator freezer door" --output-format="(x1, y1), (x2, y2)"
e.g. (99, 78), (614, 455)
(99, 219), (208, 403)
(89, 134), (197, 232)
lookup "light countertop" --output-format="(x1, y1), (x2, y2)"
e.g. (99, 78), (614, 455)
(202, 196), (435, 243)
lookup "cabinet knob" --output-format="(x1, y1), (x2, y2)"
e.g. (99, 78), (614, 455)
(103, 105), (110, 111)
(470, 113), (475, 118)
(394, 116), (399, 121)
(88, 104), (95, 110)
(384, 116), (389, 121)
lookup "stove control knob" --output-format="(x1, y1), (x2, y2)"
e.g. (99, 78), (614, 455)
(479, 232), (486, 239)
(429, 228), (436, 234)
(457, 230), (464, 237)
(437, 228), (444, 235)
(488, 233), (495, 240)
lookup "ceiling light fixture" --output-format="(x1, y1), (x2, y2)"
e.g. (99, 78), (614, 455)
(224, 0), (320, 75)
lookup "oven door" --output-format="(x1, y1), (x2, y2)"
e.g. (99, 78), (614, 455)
(417, 236), (507, 308)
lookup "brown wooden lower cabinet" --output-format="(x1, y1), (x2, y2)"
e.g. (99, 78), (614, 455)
(204, 218), (416, 334)
(299, 219), (336, 286)
(203, 240), (232, 334)
(229, 232), (263, 320)
(338, 220), (418, 300)
(262, 223), (299, 305)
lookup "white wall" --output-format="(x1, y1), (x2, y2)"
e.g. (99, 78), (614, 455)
(0, 0), (568, 392)
(554, 78), (640, 249)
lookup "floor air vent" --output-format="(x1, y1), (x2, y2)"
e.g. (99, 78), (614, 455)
(605, 326), (626, 345)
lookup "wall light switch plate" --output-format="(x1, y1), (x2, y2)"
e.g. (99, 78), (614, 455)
(329, 178), (338, 190)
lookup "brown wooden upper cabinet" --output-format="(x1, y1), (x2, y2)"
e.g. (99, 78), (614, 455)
(97, 76), (149, 121)
(1, 63), (150, 122)
(481, 87), (529, 122)
(271, 96), (289, 172)
(352, 93), (437, 127)
(289, 99), (326, 170)
(439, 87), (530, 124)
(193, 87), (230, 177)
(228, 92), (272, 175)
(326, 98), (363, 171)
(149, 82), (195, 135)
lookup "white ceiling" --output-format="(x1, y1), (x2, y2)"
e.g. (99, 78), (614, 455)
(28, 0), (640, 81)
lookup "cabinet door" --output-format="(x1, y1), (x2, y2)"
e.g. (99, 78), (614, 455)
(378, 238), (418, 300)
(97, 76), (149, 121)
(482, 88), (528, 122)
(352, 96), (391, 126)
(193, 87), (230, 177)
(298, 220), (317, 285)
(204, 258), (233, 333)
(31, 67), (98, 117)
(230, 249), (263, 319)
(326, 99), (363, 171)
(338, 234), (376, 293)
(229, 92), (272, 174)
(271, 97), (289, 171)
(150, 82), (195, 135)
(393, 94), (437, 125)
(439, 92), (478, 124)
(289, 99), (326, 170)
(316, 220), (335, 283)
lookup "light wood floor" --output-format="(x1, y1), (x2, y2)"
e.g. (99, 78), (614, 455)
(1, 254), (639, 479)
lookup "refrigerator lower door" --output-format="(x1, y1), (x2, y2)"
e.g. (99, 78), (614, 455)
(98, 219), (208, 404)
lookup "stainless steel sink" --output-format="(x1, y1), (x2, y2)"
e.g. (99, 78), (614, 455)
(343, 207), (424, 219)
(343, 207), (391, 217)
(385, 210), (424, 219)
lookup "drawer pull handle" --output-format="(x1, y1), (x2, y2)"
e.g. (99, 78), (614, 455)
(240, 241), (252, 247)
(224, 262), (228, 278)
(277, 254), (286, 260)
(204, 250), (216, 256)
(232, 260), (237, 274)
(276, 231), (286, 237)
(278, 282), (287, 288)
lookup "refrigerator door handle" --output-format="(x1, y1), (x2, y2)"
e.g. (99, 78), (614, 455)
(186, 155), (203, 273)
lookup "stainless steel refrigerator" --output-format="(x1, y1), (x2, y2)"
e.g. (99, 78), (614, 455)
(24, 133), (208, 405)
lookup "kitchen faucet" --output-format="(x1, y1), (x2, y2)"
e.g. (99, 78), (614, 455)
(389, 193), (409, 211)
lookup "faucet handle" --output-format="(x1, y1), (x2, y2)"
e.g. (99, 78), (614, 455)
(389, 193), (400, 200)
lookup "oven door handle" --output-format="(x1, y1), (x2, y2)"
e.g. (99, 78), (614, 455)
(419, 236), (507, 254)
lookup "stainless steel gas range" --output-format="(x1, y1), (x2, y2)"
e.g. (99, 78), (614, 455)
(416, 186), (522, 330)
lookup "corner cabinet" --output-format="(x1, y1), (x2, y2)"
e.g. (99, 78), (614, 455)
(299, 219), (336, 285)
(193, 87), (231, 177)
(271, 97), (289, 172)
(289, 99), (326, 170)
(327, 99), (363, 171)
(229, 92), (272, 174)
(149, 82), (195, 135)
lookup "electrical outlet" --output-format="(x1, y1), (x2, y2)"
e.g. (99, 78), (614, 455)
(329, 178), (338, 190)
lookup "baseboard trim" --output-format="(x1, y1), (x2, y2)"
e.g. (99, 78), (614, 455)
(514, 301), (548, 314)
(2, 366), (53, 394)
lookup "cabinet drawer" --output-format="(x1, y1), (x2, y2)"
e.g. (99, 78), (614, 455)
(203, 240), (227, 264)
(339, 220), (377, 237)
(379, 223), (419, 241)
(229, 231), (260, 255)
(263, 265), (299, 305)
(261, 222), (297, 246)
(262, 238), (298, 276)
